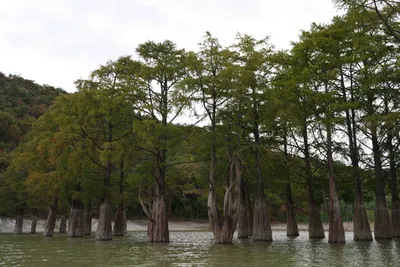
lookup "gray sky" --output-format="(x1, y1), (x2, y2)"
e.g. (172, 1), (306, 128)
(0, 0), (339, 92)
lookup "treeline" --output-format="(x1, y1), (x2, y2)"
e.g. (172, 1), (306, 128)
(1, 0), (399, 244)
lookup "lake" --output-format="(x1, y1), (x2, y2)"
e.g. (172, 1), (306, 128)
(0, 231), (399, 266)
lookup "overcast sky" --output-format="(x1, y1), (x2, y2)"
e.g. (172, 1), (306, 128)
(0, 0), (339, 92)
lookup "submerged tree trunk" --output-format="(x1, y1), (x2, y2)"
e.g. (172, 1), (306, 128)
(237, 176), (252, 238)
(286, 183), (299, 237)
(43, 196), (58, 237)
(84, 201), (92, 236)
(252, 122), (272, 241)
(67, 199), (84, 237)
(388, 132), (400, 237)
(30, 209), (38, 234)
(113, 160), (127, 236)
(14, 214), (23, 234)
(371, 130), (393, 239)
(303, 125), (325, 239)
(59, 217), (67, 233)
(96, 198), (112, 240)
(326, 117), (345, 243)
(283, 133), (298, 237)
(113, 203), (127, 236)
(341, 75), (372, 241)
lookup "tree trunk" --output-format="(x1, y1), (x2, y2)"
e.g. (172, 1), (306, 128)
(353, 168), (373, 241)
(237, 176), (251, 238)
(84, 201), (92, 236)
(113, 160), (127, 236)
(148, 193), (169, 242)
(303, 125), (325, 239)
(95, 198), (112, 241)
(283, 133), (298, 237)
(286, 183), (299, 237)
(67, 199), (84, 237)
(30, 209), (38, 234)
(388, 133), (400, 237)
(371, 130), (393, 239)
(14, 215), (23, 234)
(43, 196), (58, 237)
(341, 74), (372, 241)
(325, 104), (345, 244)
(113, 203), (127, 236)
(59, 217), (67, 233)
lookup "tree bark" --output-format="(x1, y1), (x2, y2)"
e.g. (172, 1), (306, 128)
(84, 201), (92, 236)
(286, 183), (299, 237)
(14, 215), (23, 234)
(113, 203), (127, 236)
(341, 72), (372, 241)
(237, 176), (252, 238)
(67, 199), (84, 237)
(59, 217), (67, 233)
(95, 198), (112, 240)
(371, 130), (393, 239)
(326, 114), (345, 243)
(43, 196), (58, 237)
(251, 119), (272, 241)
(30, 209), (38, 234)
(303, 125), (325, 239)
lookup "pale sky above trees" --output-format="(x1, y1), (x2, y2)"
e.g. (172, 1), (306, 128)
(0, 0), (338, 92)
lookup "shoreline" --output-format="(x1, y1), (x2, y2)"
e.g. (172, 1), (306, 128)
(0, 218), (360, 233)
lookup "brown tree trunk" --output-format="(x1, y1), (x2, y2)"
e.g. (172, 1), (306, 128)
(237, 176), (251, 238)
(43, 196), (58, 237)
(30, 209), (38, 234)
(84, 201), (92, 236)
(113, 203), (127, 236)
(325, 101), (345, 244)
(148, 193), (169, 242)
(303, 125), (325, 239)
(371, 130), (393, 239)
(59, 217), (67, 233)
(341, 74), (372, 241)
(286, 183), (299, 237)
(14, 215), (23, 234)
(388, 133), (400, 237)
(283, 133), (298, 237)
(67, 199), (84, 237)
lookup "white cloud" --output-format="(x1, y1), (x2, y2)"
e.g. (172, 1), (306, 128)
(0, 0), (339, 92)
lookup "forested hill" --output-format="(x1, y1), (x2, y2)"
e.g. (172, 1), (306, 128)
(0, 72), (66, 173)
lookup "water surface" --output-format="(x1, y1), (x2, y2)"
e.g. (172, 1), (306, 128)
(0, 231), (399, 266)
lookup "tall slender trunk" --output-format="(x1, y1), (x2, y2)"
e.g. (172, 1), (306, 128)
(371, 129), (393, 239)
(43, 196), (58, 237)
(388, 133), (400, 237)
(284, 132), (299, 237)
(303, 125), (325, 239)
(96, 122), (113, 241)
(59, 217), (67, 233)
(341, 69), (372, 241)
(67, 199), (84, 237)
(251, 97), (272, 241)
(384, 97), (400, 237)
(84, 201), (92, 236)
(30, 208), (38, 234)
(326, 108), (345, 243)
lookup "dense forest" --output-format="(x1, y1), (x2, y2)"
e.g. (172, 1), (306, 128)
(0, 0), (399, 244)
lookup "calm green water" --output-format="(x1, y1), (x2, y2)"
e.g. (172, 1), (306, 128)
(0, 231), (399, 267)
